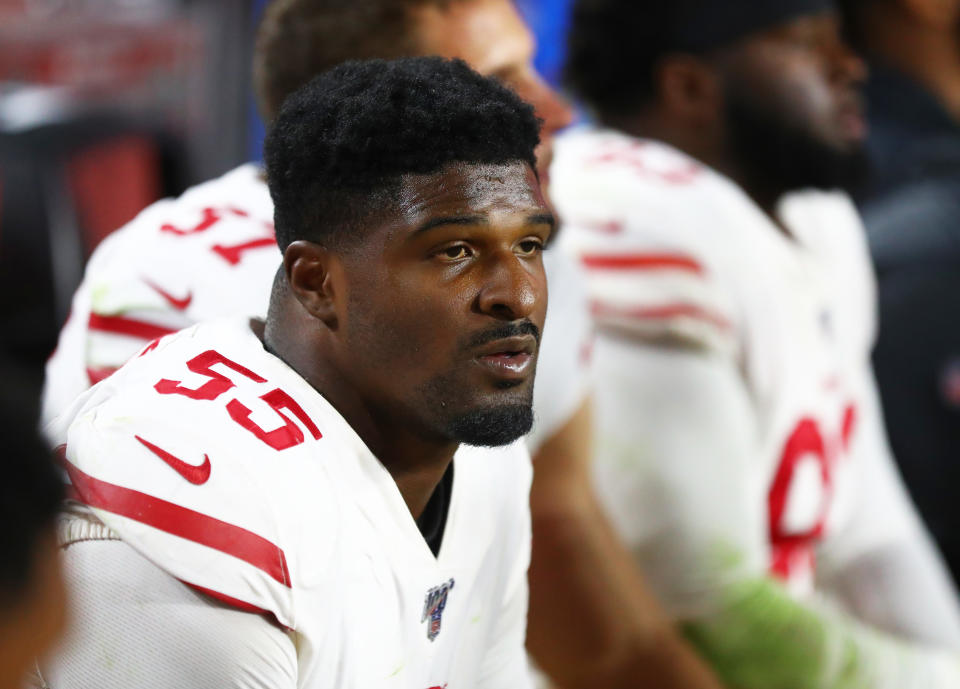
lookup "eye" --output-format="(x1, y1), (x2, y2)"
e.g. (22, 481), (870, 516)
(517, 238), (543, 256)
(437, 244), (473, 261)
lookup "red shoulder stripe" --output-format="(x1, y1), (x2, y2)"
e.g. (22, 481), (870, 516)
(186, 583), (292, 631)
(591, 301), (731, 331)
(88, 313), (178, 341)
(63, 458), (291, 587)
(86, 366), (119, 385)
(581, 253), (704, 274)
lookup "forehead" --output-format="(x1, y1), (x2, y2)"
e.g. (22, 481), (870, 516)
(394, 161), (548, 229)
(736, 9), (840, 57)
(409, 0), (535, 76)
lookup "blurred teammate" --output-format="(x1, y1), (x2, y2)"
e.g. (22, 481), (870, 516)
(553, 0), (960, 686)
(0, 361), (65, 688)
(41, 1), (724, 687)
(44, 57), (547, 688)
(840, 0), (960, 585)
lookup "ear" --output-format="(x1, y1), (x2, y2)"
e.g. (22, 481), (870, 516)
(283, 240), (342, 329)
(656, 54), (723, 125)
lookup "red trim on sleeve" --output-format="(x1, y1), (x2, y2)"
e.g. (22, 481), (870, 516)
(63, 459), (292, 587)
(88, 313), (178, 340)
(591, 301), (731, 331)
(86, 366), (119, 385)
(581, 253), (704, 274)
(186, 583), (291, 631)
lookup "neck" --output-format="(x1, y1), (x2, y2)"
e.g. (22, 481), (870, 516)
(262, 296), (456, 520)
(863, 8), (960, 122)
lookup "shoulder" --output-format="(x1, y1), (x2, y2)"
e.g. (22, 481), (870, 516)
(61, 319), (341, 628)
(82, 165), (279, 322)
(553, 129), (741, 354)
(553, 128), (716, 217)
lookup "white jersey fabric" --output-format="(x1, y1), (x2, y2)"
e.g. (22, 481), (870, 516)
(550, 127), (960, 687)
(41, 165), (591, 453)
(45, 318), (534, 689)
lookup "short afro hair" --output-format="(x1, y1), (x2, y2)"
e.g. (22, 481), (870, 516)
(253, 0), (460, 123)
(264, 56), (541, 252)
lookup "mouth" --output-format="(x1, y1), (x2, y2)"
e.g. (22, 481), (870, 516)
(474, 336), (537, 381)
(835, 95), (867, 142)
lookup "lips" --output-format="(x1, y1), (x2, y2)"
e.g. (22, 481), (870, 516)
(835, 93), (867, 141)
(475, 335), (537, 381)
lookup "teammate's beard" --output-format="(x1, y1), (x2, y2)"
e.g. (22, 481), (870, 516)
(724, 81), (869, 195)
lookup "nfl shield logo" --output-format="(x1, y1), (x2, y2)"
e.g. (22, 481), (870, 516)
(421, 578), (455, 642)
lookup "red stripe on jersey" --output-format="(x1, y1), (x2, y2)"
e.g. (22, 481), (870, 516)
(186, 583), (291, 630)
(581, 253), (704, 274)
(63, 459), (292, 587)
(86, 366), (119, 385)
(88, 313), (178, 341)
(591, 301), (731, 331)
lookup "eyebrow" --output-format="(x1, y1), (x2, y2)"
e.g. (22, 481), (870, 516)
(415, 213), (556, 235)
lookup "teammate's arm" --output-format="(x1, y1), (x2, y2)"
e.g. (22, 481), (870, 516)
(44, 533), (297, 689)
(526, 398), (726, 689)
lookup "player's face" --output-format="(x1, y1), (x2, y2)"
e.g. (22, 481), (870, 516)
(412, 0), (573, 189)
(338, 161), (551, 447)
(719, 11), (868, 190)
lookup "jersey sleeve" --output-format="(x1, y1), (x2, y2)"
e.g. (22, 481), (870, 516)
(552, 133), (740, 358)
(44, 535), (297, 689)
(588, 335), (767, 618)
(815, 363), (960, 649)
(477, 443), (535, 689)
(42, 183), (280, 425)
(60, 330), (336, 630)
(588, 340), (960, 688)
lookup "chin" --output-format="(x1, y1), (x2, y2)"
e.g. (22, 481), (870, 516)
(443, 402), (534, 447)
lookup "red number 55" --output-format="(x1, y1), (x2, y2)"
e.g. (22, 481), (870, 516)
(155, 350), (322, 451)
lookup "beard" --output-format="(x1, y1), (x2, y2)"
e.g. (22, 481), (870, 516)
(414, 321), (540, 447)
(724, 81), (869, 195)
(415, 372), (535, 447)
(442, 402), (535, 447)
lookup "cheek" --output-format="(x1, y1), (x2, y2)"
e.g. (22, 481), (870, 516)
(772, 61), (836, 128)
(346, 273), (468, 375)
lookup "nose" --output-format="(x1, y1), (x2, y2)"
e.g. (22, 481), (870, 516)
(832, 38), (868, 86)
(475, 252), (543, 321)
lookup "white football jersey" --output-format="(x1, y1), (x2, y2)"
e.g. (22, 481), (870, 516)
(41, 165), (590, 453)
(49, 318), (534, 689)
(551, 127), (923, 615)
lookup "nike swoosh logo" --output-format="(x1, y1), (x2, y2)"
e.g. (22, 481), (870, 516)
(143, 278), (193, 311)
(135, 435), (211, 485)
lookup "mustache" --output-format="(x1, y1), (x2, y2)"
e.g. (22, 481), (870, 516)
(465, 320), (541, 349)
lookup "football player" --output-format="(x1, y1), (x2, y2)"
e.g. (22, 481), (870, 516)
(41, 2), (724, 687)
(44, 56), (547, 688)
(553, 0), (960, 686)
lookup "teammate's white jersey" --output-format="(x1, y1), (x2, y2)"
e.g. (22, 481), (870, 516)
(41, 165), (590, 453)
(46, 318), (533, 689)
(41, 165), (278, 425)
(551, 126), (934, 613)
